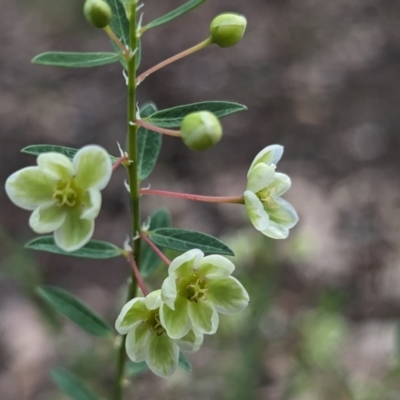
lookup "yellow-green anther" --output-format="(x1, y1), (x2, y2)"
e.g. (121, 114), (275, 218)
(210, 13), (247, 48)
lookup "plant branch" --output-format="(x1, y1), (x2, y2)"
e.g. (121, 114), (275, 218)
(112, 156), (129, 172)
(128, 252), (149, 296)
(140, 188), (245, 204)
(113, 3), (140, 400)
(135, 119), (181, 137)
(140, 232), (171, 266)
(136, 37), (212, 85)
(103, 26), (129, 57)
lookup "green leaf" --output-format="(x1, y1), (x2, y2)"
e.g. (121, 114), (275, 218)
(146, 101), (247, 128)
(141, 209), (172, 277)
(36, 286), (113, 337)
(143, 0), (207, 31)
(32, 52), (120, 68)
(149, 228), (234, 256)
(138, 102), (162, 181)
(105, 0), (129, 45)
(51, 368), (99, 400)
(178, 352), (192, 372)
(21, 144), (118, 163)
(126, 361), (148, 376)
(26, 236), (121, 259)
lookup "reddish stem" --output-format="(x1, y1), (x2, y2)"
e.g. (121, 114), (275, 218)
(140, 189), (245, 204)
(112, 157), (129, 172)
(140, 232), (171, 266)
(136, 119), (181, 137)
(128, 252), (149, 296)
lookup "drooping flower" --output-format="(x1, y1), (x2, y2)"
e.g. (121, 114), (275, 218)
(115, 290), (203, 378)
(160, 249), (249, 339)
(244, 144), (298, 239)
(5, 145), (112, 252)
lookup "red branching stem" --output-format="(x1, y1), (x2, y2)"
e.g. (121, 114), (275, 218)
(140, 232), (171, 266)
(112, 157), (129, 172)
(135, 119), (181, 137)
(140, 189), (245, 204)
(128, 252), (149, 296)
(136, 38), (212, 85)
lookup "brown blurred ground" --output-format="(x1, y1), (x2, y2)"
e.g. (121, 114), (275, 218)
(2, 0), (400, 399)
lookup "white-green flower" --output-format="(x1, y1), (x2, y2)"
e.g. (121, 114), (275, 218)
(244, 144), (298, 239)
(160, 249), (249, 339)
(5, 145), (112, 252)
(115, 290), (203, 378)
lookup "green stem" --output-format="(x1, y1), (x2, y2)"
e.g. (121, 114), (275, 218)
(113, 3), (140, 400)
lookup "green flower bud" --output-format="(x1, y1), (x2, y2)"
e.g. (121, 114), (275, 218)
(210, 13), (247, 48)
(84, 0), (112, 28)
(181, 111), (223, 152)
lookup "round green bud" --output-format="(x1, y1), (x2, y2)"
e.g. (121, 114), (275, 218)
(210, 13), (247, 48)
(84, 0), (112, 28)
(181, 111), (223, 152)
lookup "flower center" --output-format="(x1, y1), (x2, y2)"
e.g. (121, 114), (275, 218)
(146, 309), (165, 336)
(53, 180), (79, 208)
(257, 187), (277, 207)
(178, 273), (208, 303)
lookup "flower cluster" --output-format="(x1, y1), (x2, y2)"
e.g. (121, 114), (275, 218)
(116, 249), (249, 377)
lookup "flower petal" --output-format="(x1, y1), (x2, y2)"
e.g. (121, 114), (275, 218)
(197, 255), (235, 278)
(115, 297), (148, 334)
(246, 163), (275, 193)
(73, 145), (112, 190)
(248, 144), (283, 174)
(161, 275), (177, 310)
(54, 211), (94, 252)
(269, 173), (291, 197)
(147, 331), (179, 378)
(125, 322), (151, 362)
(176, 329), (204, 353)
(80, 189), (102, 220)
(244, 190), (269, 231)
(168, 249), (204, 279)
(37, 153), (74, 180)
(144, 290), (162, 310)
(208, 276), (249, 314)
(29, 203), (66, 234)
(188, 300), (219, 335)
(160, 298), (190, 340)
(5, 167), (55, 210)
(262, 197), (299, 239)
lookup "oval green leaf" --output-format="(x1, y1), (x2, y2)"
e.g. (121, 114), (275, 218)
(51, 368), (99, 400)
(21, 144), (118, 163)
(126, 361), (148, 376)
(37, 286), (113, 337)
(148, 228), (234, 256)
(32, 52), (120, 68)
(25, 236), (122, 259)
(141, 208), (172, 277)
(138, 102), (162, 181)
(143, 0), (207, 31)
(146, 101), (247, 128)
(105, 0), (129, 45)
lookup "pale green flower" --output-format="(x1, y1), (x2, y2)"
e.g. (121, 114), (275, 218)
(115, 290), (203, 378)
(5, 145), (112, 252)
(244, 144), (298, 239)
(160, 249), (249, 339)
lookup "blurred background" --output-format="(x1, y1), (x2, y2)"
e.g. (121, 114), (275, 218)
(2, 0), (400, 399)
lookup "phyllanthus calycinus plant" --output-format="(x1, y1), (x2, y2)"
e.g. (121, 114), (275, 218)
(5, 0), (299, 397)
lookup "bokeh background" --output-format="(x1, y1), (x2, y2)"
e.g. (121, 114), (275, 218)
(2, 0), (400, 399)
